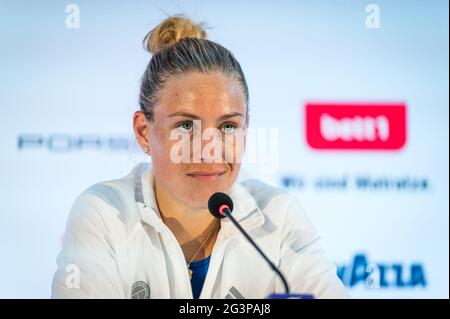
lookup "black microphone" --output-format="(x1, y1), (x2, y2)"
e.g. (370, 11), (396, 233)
(208, 192), (290, 294)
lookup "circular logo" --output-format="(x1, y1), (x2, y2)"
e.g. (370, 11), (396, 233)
(131, 281), (150, 299)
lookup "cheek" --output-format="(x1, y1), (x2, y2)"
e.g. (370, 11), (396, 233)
(149, 123), (178, 157)
(223, 133), (246, 164)
(228, 162), (241, 179)
(148, 126), (183, 175)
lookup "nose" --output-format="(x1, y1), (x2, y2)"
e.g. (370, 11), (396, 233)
(191, 120), (224, 164)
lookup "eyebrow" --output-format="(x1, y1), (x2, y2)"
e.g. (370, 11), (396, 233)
(167, 111), (245, 122)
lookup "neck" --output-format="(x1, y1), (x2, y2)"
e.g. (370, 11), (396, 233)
(154, 178), (220, 261)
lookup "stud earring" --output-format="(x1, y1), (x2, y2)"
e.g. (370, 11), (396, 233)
(143, 146), (150, 154)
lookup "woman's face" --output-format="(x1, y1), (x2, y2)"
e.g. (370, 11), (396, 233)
(146, 71), (247, 209)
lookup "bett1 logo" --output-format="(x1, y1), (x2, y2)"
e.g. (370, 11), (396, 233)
(305, 102), (407, 150)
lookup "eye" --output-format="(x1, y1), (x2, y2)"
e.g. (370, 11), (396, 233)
(177, 121), (193, 132)
(222, 123), (237, 134)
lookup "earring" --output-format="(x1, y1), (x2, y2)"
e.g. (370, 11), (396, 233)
(143, 146), (150, 154)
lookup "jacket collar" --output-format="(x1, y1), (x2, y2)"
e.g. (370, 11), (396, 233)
(133, 162), (265, 237)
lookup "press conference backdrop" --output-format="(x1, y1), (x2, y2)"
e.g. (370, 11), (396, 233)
(0, 0), (448, 298)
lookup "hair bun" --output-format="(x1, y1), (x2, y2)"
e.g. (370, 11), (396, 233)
(144, 14), (208, 55)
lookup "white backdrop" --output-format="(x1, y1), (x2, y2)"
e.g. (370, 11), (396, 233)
(0, 0), (448, 298)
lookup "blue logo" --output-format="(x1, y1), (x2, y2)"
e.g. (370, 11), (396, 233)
(337, 253), (426, 289)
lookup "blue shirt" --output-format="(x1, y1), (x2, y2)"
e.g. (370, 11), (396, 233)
(188, 255), (211, 299)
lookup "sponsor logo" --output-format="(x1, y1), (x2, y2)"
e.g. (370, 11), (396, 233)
(281, 175), (429, 192)
(305, 103), (407, 150)
(338, 253), (426, 289)
(17, 134), (130, 152)
(225, 286), (246, 299)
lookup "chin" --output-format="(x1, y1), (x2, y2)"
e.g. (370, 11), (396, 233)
(176, 170), (237, 208)
(183, 194), (211, 210)
(182, 187), (224, 209)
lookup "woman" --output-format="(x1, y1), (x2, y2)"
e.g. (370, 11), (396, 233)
(52, 15), (348, 299)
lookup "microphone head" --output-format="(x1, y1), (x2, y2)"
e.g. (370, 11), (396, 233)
(208, 192), (234, 219)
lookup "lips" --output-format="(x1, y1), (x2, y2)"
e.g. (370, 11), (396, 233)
(187, 171), (225, 181)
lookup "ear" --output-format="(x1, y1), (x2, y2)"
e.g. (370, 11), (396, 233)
(133, 111), (150, 153)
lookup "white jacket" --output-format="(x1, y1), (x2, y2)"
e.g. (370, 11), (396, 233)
(52, 162), (348, 299)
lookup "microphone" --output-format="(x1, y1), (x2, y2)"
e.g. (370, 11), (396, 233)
(208, 192), (290, 294)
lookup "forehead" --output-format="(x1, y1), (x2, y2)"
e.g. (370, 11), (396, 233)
(154, 71), (246, 117)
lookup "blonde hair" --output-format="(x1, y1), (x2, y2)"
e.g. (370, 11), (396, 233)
(139, 14), (249, 122)
(144, 14), (208, 55)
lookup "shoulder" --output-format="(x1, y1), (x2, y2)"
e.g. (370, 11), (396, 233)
(67, 163), (148, 233)
(239, 178), (307, 217)
(239, 178), (318, 245)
